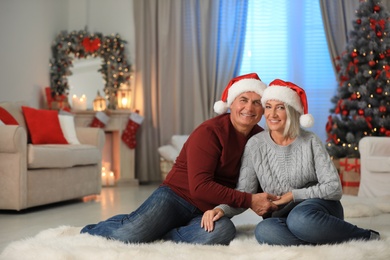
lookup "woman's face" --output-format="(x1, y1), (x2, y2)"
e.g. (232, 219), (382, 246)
(264, 100), (287, 133)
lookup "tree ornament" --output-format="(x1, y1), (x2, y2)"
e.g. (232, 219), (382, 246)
(377, 31), (382, 37)
(351, 93), (357, 100)
(342, 110), (349, 116)
(386, 130), (390, 136)
(369, 60), (376, 66)
(380, 53), (385, 59)
(380, 127), (386, 133)
(374, 5), (381, 12)
(357, 18), (361, 24)
(379, 105), (387, 113)
(351, 51), (358, 58)
(358, 109), (364, 116)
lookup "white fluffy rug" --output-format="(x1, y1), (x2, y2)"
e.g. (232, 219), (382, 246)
(1, 195), (390, 260)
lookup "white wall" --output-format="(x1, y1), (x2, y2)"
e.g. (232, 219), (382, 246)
(67, 0), (135, 109)
(0, 0), (68, 108)
(0, 0), (135, 108)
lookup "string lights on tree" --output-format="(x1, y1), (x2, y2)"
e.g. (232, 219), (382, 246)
(326, 0), (390, 158)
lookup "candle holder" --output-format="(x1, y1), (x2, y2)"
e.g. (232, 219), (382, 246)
(117, 83), (132, 110)
(93, 91), (107, 111)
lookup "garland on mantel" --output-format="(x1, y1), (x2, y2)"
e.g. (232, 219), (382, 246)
(49, 29), (132, 108)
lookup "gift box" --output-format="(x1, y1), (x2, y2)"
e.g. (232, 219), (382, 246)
(339, 158), (360, 195)
(45, 87), (71, 111)
(332, 158), (340, 173)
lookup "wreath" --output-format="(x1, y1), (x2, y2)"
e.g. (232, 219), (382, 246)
(49, 29), (132, 109)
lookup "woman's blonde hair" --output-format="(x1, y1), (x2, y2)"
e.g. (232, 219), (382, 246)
(284, 103), (301, 138)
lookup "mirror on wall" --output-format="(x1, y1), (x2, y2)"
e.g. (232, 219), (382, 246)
(49, 30), (132, 110)
(67, 57), (105, 110)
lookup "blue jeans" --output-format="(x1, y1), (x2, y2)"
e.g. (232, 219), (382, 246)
(80, 185), (236, 245)
(255, 198), (372, 246)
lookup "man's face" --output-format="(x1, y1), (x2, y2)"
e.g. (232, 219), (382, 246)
(229, 92), (263, 133)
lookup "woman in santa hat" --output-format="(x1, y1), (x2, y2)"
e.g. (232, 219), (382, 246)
(202, 79), (380, 245)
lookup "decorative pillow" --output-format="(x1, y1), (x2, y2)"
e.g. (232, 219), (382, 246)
(58, 114), (80, 144)
(171, 135), (189, 151)
(22, 106), (68, 144)
(158, 145), (179, 162)
(0, 107), (19, 125)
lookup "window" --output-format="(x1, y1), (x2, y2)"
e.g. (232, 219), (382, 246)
(239, 0), (336, 142)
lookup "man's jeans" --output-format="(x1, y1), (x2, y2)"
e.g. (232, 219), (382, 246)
(255, 198), (372, 245)
(81, 185), (236, 245)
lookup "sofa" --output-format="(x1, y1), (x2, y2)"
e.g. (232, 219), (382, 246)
(358, 136), (390, 197)
(0, 101), (105, 211)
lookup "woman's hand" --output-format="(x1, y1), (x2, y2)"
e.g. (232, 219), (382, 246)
(201, 208), (225, 232)
(272, 191), (293, 206)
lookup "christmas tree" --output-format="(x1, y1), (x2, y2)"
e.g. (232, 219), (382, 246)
(326, 0), (390, 159)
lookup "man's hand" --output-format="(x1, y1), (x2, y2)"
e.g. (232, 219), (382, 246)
(201, 208), (225, 232)
(250, 193), (279, 216)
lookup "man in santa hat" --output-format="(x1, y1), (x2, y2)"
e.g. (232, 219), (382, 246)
(81, 73), (279, 245)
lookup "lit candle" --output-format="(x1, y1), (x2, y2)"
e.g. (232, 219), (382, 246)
(121, 97), (128, 107)
(101, 167), (108, 186)
(79, 94), (87, 110)
(108, 171), (115, 186)
(72, 94), (79, 110)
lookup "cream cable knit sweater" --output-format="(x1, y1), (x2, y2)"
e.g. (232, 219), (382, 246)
(218, 130), (342, 217)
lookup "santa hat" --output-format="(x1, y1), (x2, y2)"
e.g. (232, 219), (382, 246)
(261, 79), (314, 128)
(214, 73), (267, 114)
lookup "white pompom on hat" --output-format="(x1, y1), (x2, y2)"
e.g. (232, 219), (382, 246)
(214, 73), (267, 114)
(261, 79), (314, 128)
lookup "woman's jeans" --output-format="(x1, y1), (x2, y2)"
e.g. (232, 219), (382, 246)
(255, 198), (372, 246)
(80, 185), (236, 245)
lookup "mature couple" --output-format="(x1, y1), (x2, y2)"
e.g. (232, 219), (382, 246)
(81, 73), (380, 246)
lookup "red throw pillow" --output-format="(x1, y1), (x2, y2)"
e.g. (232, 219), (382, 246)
(0, 107), (19, 125)
(22, 106), (68, 144)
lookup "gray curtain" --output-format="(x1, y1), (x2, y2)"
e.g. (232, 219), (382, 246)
(320, 0), (390, 75)
(132, 0), (248, 182)
(319, 0), (360, 75)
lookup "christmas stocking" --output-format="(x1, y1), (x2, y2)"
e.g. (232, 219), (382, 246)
(90, 111), (110, 128)
(121, 112), (144, 149)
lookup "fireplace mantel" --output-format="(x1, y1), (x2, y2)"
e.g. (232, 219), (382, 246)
(74, 110), (138, 185)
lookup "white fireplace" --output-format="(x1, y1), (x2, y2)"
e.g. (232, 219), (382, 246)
(74, 110), (138, 185)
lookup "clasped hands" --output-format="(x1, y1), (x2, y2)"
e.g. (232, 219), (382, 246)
(201, 192), (293, 232)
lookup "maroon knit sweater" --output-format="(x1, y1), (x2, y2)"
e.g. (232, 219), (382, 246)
(163, 113), (263, 212)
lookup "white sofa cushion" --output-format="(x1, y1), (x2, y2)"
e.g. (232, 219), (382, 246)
(28, 144), (101, 169)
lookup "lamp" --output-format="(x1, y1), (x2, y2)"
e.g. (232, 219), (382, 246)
(93, 91), (107, 111)
(117, 83), (131, 109)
